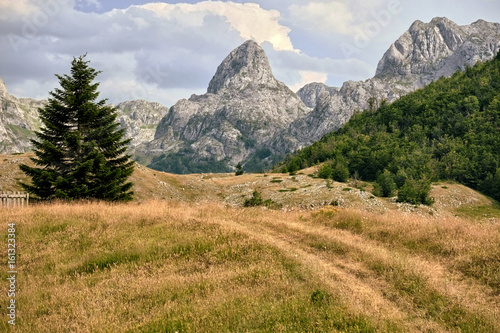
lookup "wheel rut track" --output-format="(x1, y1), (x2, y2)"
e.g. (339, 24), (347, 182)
(212, 210), (500, 332)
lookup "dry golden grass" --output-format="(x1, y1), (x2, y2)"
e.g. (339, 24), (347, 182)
(1, 199), (499, 332)
(1, 153), (499, 331)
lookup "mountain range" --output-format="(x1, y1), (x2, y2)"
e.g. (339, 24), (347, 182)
(1, 17), (499, 173)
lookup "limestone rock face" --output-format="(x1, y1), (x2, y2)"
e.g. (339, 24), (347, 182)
(144, 40), (311, 171)
(296, 82), (339, 109)
(375, 18), (500, 85)
(115, 100), (169, 150)
(207, 40), (280, 94)
(0, 79), (44, 154)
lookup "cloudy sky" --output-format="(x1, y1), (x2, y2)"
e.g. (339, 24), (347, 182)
(1, 0), (499, 106)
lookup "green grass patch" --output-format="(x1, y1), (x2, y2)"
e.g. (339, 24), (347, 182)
(454, 203), (500, 220)
(70, 250), (142, 275)
(370, 265), (496, 332)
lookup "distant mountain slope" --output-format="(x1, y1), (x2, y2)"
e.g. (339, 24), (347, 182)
(265, 18), (500, 163)
(0, 77), (44, 153)
(0, 77), (167, 155)
(278, 51), (500, 202)
(115, 100), (169, 154)
(143, 40), (311, 173)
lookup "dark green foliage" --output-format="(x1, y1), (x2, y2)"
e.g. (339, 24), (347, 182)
(235, 162), (244, 176)
(318, 160), (349, 183)
(332, 161), (350, 183)
(481, 168), (500, 199)
(148, 148), (232, 174)
(373, 169), (396, 197)
(244, 190), (264, 207)
(243, 190), (278, 208)
(19, 55), (134, 201)
(317, 162), (333, 179)
(244, 149), (284, 173)
(277, 51), (500, 203)
(397, 178), (434, 205)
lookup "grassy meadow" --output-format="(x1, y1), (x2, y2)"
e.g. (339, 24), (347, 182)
(1, 199), (499, 332)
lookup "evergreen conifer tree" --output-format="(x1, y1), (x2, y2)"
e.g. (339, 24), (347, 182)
(235, 162), (244, 176)
(20, 55), (134, 201)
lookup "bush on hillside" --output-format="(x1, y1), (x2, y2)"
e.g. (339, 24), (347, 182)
(397, 178), (434, 205)
(373, 169), (396, 197)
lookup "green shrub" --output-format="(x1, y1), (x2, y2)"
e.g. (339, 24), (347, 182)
(244, 190), (263, 207)
(373, 170), (396, 197)
(318, 162), (333, 179)
(397, 178), (434, 205)
(394, 169), (408, 188)
(244, 191), (280, 209)
(332, 162), (350, 183)
(235, 162), (244, 176)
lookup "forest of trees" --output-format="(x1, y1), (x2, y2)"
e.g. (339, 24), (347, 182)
(277, 52), (500, 203)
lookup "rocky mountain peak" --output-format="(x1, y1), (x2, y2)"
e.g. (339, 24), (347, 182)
(296, 82), (339, 109)
(207, 40), (278, 94)
(375, 17), (500, 84)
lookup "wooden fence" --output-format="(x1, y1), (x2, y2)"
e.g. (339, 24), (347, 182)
(0, 192), (29, 207)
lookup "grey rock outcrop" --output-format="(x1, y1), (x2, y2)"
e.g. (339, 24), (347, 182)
(375, 18), (500, 85)
(0, 77), (8, 99)
(296, 82), (339, 109)
(115, 100), (169, 150)
(144, 40), (311, 170)
(0, 79), (44, 154)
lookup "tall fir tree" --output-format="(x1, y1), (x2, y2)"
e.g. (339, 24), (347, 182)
(20, 55), (134, 201)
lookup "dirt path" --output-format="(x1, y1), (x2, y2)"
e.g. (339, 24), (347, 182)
(203, 207), (500, 332)
(210, 211), (439, 331)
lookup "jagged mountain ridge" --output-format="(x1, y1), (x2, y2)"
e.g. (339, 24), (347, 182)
(376, 18), (500, 84)
(142, 40), (311, 172)
(1, 17), (499, 172)
(0, 77), (167, 154)
(253, 17), (500, 164)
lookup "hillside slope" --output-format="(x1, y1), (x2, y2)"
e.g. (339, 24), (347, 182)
(279, 51), (500, 202)
(2, 152), (498, 219)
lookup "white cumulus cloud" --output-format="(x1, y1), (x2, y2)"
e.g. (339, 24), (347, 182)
(140, 1), (295, 51)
